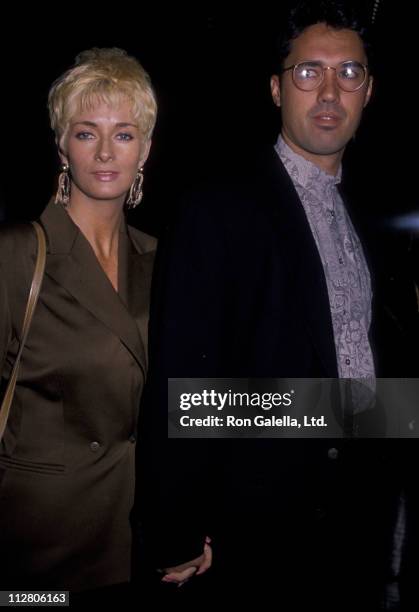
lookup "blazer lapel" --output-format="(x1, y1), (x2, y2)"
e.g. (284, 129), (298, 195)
(259, 150), (338, 377)
(40, 202), (146, 373)
(118, 226), (154, 371)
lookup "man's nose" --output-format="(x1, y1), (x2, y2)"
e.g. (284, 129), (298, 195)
(317, 67), (340, 103)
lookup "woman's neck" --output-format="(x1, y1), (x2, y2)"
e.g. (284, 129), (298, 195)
(66, 195), (124, 259)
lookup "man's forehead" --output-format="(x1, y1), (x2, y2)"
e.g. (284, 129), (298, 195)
(288, 23), (366, 62)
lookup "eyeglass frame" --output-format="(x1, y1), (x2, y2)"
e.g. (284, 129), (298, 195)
(282, 60), (369, 92)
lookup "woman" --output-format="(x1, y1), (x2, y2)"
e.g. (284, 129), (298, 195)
(0, 47), (157, 592)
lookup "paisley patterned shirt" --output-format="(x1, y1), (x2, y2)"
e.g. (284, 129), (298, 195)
(275, 135), (375, 379)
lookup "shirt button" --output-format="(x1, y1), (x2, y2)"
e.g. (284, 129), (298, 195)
(328, 447), (339, 460)
(90, 441), (100, 452)
(129, 434), (136, 443)
(345, 358), (351, 365)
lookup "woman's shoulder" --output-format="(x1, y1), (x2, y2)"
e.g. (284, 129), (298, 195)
(127, 224), (157, 255)
(0, 222), (37, 260)
(0, 223), (37, 311)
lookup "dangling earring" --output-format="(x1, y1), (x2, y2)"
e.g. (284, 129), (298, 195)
(55, 163), (70, 207)
(125, 168), (144, 210)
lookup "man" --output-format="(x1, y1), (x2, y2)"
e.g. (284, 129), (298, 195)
(139, 2), (418, 608)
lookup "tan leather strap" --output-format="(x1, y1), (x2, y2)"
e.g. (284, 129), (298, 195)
(0, 221), (47, 441)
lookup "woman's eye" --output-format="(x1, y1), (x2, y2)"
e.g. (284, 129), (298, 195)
(75, 132), (94, 140)
(116, 133), (134, 141)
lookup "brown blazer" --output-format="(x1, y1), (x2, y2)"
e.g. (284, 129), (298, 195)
(0, 201), (156, 591)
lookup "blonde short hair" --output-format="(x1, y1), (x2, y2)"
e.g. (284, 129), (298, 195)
(48, 47), (157, 146)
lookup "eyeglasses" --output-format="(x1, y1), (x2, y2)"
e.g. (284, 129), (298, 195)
(282, 60), (369, 92)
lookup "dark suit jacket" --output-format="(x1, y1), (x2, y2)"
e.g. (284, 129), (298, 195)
(138, 150), (418, 605)
(0, 201), (156, 591)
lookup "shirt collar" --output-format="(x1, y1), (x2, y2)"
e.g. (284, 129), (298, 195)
(274, 134), (342, 192)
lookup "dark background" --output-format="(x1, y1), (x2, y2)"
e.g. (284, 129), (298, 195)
(0, 3), (416, 236)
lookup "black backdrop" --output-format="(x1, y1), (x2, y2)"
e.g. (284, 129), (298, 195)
(0, 5), (416, 236)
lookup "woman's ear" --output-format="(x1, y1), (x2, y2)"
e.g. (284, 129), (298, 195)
(139, 139), (152, 168)
(57, 135), (69, 166)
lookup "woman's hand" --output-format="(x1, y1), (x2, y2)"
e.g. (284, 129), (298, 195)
(161, 536), (212, 587)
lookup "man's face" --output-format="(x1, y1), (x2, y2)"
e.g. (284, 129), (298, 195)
(271, 22), (373, 171)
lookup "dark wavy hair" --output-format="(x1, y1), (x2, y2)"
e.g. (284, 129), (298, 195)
(274, 0), (374, 73)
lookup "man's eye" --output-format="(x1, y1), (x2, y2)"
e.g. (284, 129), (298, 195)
(299, 65), (320, 79)
(340, 67), (360, 79)
(303, 69), (318, 78)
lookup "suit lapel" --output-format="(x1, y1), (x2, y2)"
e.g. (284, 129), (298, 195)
(40, 202), (146, 373)
(260, 150), (338, 377)
(119, 227), (153, 371)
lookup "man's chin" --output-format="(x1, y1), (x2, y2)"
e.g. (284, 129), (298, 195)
(304, 138), (348, 158)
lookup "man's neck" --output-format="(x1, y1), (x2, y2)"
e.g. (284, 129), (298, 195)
(281, 131), (343, 176)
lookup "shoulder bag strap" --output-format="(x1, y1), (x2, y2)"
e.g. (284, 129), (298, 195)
(0, 221), (47, 440)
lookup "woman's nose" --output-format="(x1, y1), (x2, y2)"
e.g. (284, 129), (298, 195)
(95, 139), (114, 162)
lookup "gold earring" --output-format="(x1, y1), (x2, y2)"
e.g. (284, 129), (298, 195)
(125, 168), (144, 210)
(55, 163), (70, 207)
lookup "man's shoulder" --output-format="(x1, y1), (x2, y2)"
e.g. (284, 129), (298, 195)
(176, 147), (290, 224)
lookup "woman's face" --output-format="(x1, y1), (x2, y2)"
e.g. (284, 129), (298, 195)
(60, 97), (150, 208)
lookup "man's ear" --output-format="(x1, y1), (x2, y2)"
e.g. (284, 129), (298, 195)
(270, 75), (281, 107)
(363, 75), (373, 108)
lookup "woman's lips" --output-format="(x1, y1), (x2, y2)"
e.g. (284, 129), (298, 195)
(92, 171), (120, 181)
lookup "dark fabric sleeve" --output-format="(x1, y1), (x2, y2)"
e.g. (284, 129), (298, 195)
(134, 193), (235, 569)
